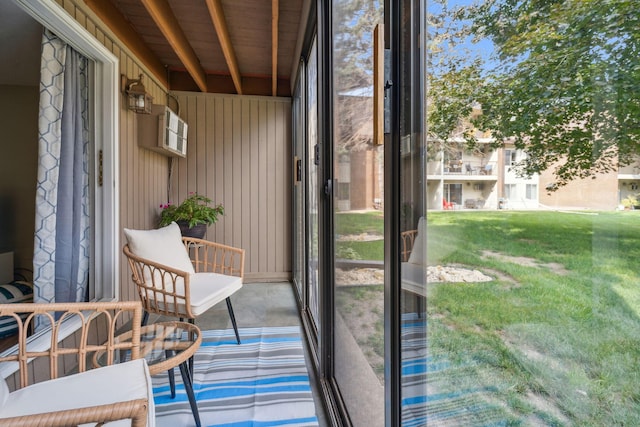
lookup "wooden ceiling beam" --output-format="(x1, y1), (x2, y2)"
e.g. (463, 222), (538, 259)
(272, 0), (279, 96)
(83, 0), (168, 88)
(140, 0), (208, 92)
(205, 0), (243, 95)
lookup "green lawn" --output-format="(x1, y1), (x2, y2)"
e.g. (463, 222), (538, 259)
(338, 210), (640, 425)
(335, 211), (384, 260)
(335, 211), (384, 236)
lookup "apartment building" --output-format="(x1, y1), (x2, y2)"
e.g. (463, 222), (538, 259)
(428, 137), (638, 211)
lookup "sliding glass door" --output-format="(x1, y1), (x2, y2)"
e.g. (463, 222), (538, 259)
(306, 36), (321, 333)
(331, 1), (386, 425)
(393, 0), (426, 425)
(292, 60), (306, 304)
(293, 1), (426, 425)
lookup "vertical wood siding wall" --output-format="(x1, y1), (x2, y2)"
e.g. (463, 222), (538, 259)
(172, 92), (292, 281)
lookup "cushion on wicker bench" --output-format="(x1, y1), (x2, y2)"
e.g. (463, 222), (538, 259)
(0, 281), (33, 338)
(0, 358), (155, 426)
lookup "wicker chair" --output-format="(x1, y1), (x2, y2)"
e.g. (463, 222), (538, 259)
(401, 229), (418, 262)
(402, 217), (426, 301)
(123, 222), (245, 344)
(0, 301), (154, 427)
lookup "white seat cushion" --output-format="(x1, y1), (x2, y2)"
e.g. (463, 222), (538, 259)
(402, 262), (426, 297)
(124, 222), (195, 275)
(407, 216), (425, 266)
(0, 358), (155, 427)
(189, 272), (243, 316)
(149, 272), (242, 316)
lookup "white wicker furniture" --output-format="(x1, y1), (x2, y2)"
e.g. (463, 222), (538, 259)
(0, 301), (154, 427)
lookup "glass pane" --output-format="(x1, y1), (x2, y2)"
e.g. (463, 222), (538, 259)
(332, 1), (385, 425)
(293, 65), (305, 299)
(425, 1), (640, 425)
(307, 36), (320, 329)
(399, 1), (426, 426)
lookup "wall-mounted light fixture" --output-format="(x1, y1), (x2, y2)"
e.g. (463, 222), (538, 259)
(121, 74), (153, 114)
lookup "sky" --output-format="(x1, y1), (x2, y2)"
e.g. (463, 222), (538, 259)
(427, 0), (498, 73)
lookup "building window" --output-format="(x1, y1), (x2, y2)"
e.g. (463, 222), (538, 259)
(445, 183), (463, 205)
(504, 183), (517, 199)
(526, 184), (537, 200)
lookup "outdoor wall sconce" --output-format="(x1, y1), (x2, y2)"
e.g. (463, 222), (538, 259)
(121, 74), (153, 114)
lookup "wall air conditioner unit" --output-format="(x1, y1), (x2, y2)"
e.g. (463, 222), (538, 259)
(138, 104), (188, 158)
(473, 183), (484, 191)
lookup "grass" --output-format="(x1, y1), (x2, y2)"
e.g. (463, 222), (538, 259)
(425, 210), (640, 425)
(336, 210), (640, 425)
(335, 240), (383, 260)
(335, 211), (384, 261)
(335, 211), (384, 236)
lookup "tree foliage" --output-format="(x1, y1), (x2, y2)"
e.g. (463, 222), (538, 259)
(333, 0), (383, 152)
(333, 0), (383, 92)
(430, 0), (640, 187)
(426, 1), (489, 160)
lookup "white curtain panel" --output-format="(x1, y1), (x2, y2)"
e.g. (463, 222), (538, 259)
(33, 29), (90, 306)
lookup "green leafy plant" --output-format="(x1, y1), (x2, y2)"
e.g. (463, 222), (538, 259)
(159, 193), (224, 228)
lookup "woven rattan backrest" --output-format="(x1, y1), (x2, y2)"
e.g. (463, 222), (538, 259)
(123, 243), (193, 319)
(401, 229), (418, 262)
(182, 237), (245, 277)
(0, 301), (142, 389)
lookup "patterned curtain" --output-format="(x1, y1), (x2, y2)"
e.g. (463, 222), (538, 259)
(33, 29), (90, 305)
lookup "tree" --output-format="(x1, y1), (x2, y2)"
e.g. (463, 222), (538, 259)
(333, 0), (383, 92)
(332, 0), (383, 152)
(425, 1), (491, 161)
(461, 0), (640, 188)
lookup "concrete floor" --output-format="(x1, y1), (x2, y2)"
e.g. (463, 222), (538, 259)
(149, 281), (329, 427)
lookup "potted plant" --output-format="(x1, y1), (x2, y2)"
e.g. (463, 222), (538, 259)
(620, 194), (640, 210)
(159, 193), (224, 238)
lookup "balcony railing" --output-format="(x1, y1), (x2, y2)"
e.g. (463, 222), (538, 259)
(428, 161), (496, 176)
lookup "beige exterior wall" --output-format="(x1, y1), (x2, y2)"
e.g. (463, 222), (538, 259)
(538, 168), (619, 210)
(172, 92), (292, 281)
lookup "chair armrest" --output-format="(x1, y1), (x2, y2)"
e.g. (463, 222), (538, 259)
(0, 398), (149, 427)
(182, 237), (245, 278)
(123, 244), (194, 318)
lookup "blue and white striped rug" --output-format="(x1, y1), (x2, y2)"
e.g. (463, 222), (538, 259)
(153, 326), (319, 427)
(401, 312), (511, 426)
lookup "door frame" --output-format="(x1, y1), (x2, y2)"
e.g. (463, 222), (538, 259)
(13, 0), (120, 300)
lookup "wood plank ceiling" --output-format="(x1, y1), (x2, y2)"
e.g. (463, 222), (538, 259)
(84, 0), (305, 97)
